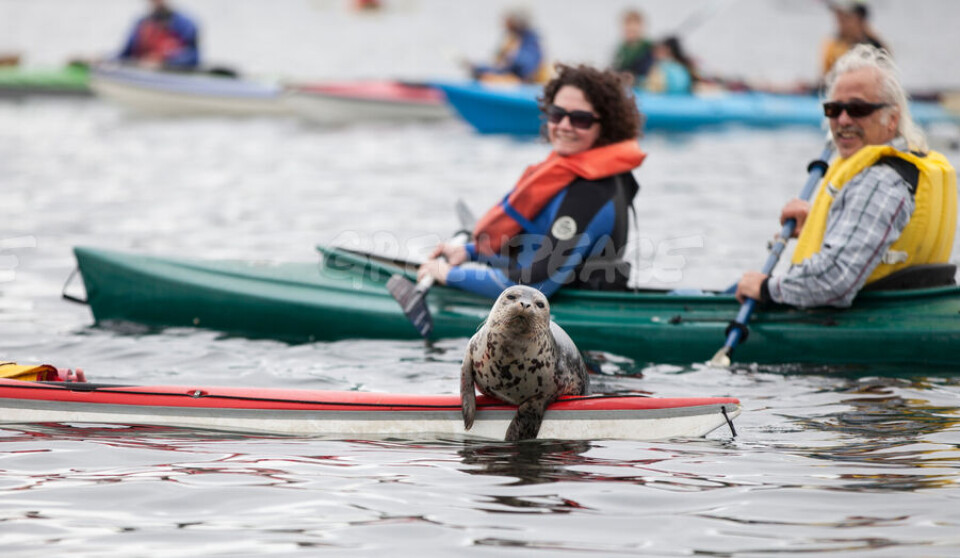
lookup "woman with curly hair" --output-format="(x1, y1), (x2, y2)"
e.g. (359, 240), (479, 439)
(418, 64), (646, 298)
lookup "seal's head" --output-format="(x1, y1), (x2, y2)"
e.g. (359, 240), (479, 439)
(489, 286), (550, 335)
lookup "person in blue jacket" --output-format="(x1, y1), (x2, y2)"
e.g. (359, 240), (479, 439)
(118, 0), (199, 69)
(469, 9), (548, 84)
(418, 64), (646, 299)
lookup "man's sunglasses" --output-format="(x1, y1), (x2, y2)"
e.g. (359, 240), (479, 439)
(823, 101), (889, 119)
(545, 105), (599, 129)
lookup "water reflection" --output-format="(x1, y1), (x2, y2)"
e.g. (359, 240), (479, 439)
(796, 376), (960, 440)
(748, 362), (960, 379)
(2, 423), (280, 451)
(0, 425), (325, 493)
(456, 440), (596, 516)
(829, 472), (955, 492)
(765, 375), (960, 494)
(458, 440), (594, 487)
(698, 512), (912, 529)
(457, 439), (744, 504)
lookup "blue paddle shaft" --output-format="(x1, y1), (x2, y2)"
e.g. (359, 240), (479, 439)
(720, 143), (834, 354)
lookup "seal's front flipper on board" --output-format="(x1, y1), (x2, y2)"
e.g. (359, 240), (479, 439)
(460, 356), (477, 431)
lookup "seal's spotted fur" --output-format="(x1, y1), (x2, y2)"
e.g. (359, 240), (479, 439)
(461, 285), (589, 441)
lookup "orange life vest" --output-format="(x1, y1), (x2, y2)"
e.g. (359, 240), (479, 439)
(472, 140), (646, 255)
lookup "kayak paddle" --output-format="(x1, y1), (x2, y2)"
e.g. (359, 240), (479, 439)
(387, 200), (476, 337)
(454, 198), (477, 233)
(674, 0), (739, 36)
(709, 141), (834, 367)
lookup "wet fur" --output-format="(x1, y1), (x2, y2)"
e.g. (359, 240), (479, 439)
(461, 286), (589, 441)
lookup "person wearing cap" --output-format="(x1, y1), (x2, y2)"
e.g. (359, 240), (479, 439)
(821, 1), (887, 76)
(118, 0), (199, 70)
(736, 45), (956, 309)
(468, 9), (549, 84)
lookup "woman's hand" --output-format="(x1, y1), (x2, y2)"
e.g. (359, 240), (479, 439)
(417, 259), (452, 285)
(780, 198), (811, 237)
(415, 242), (469, 285)
(429, 242), (468, 266)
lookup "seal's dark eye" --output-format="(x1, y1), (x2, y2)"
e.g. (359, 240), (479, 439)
(535, 301), (545, 308)
(506, 294), (517, 301)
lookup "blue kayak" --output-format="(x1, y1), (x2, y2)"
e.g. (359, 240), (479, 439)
(432, 80), (959, 135)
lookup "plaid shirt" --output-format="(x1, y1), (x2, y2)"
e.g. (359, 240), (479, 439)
(768, 138), (915, 308)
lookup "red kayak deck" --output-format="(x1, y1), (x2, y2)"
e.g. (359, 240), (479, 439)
(289, 81), (444, 104)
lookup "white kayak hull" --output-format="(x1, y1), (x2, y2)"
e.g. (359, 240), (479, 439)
(90, 63), (290, 117)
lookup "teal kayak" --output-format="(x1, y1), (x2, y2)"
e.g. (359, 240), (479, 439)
(71, 246), (960, 366)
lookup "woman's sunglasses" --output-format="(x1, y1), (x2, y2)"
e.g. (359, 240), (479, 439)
(545, 105), (599, 129)
(823, 101), (889, 119)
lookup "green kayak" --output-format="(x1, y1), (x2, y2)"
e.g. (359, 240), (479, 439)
(71, 245), (960, 366)
(0, 65), (91, 97)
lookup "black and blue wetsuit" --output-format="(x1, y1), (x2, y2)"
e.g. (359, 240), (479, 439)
(447, 172), (639, 299)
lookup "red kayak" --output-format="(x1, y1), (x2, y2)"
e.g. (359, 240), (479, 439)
(284, 80), (451, 124)
(0, 374), (739, 441)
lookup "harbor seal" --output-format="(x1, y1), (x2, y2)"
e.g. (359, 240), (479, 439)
(460, 285), (589, 441)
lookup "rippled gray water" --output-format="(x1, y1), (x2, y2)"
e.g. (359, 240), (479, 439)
(3, 1), (960, 556)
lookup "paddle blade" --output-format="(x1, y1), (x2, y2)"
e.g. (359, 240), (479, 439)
(387, 274), (433, 337)
(455, 199), (477, 230)
(708, 347), (732, 368)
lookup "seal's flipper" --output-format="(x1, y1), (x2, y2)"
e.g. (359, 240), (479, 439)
(505, 396), (552, 441)
(460, 356), (477, 430)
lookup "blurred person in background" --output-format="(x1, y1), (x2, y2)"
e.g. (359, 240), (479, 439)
(821, 0), (887, 77)
(118, 0), (199, 70)
(353, 0), (382, 11)
(611, 9), (654, 86)
(418, 64), (645, 299)
(467, 9), (550, 84)
(643, 36), (696, 95)
(0, 53), (21, 67)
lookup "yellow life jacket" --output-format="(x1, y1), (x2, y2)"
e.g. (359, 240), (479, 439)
(821, 37), (850, 76)
(791, 144), (957, 284)
(0, 362), (59, 381)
